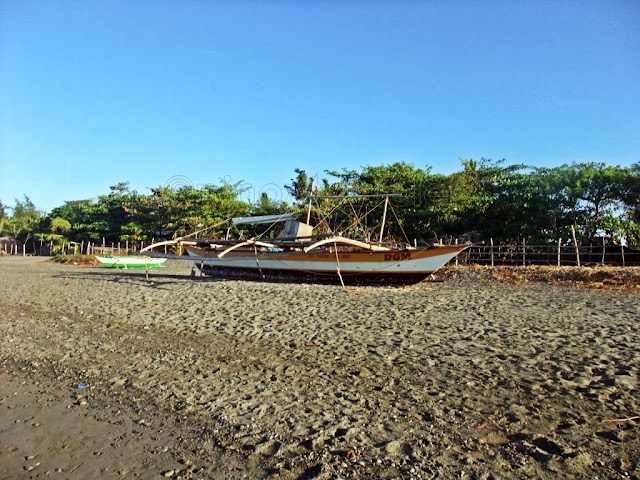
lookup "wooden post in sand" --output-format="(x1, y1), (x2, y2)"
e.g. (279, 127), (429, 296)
(455, 238), (459, 267)
(557, 238), (562, 266)
(601, 241), (605, 264)
(621, 245), (625, 267)
(522, 239), (526, 266)
(571, 225), (580, 267)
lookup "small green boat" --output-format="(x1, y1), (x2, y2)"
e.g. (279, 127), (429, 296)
(95, 255), (167, 269)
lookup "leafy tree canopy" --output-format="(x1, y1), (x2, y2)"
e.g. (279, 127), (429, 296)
(6, 160), (640, 250)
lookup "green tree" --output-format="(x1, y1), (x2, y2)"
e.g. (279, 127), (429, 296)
(285, 168), (311, 204)
(40, 217), (72, 253)
(1, 196), (41, 240)
(617, 163), (640, 246)
(322, 162), (434, 241)
(551, 163), (628, 241)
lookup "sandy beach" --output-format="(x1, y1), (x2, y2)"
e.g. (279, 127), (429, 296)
(0, 256), (638, 479)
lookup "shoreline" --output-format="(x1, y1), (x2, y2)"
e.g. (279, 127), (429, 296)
(1, 257), (638, 478)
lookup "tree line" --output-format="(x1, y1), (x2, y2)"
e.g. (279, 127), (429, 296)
(1, 159), (639, 254)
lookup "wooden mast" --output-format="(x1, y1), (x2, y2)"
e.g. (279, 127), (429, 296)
(305, 179), (314, 225)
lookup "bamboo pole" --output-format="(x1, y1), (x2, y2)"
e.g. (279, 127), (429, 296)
(334, 244), (345, 289)
(379, 196), (389, 243)
(306, 180), (314, 225)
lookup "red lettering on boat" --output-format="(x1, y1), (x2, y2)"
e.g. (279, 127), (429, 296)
(384, 252), (411, 261)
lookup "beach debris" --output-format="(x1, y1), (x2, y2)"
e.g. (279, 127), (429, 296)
(474, 424), (494, 431)
(600, 415), (639, 424)
(77, 382), (85, 389)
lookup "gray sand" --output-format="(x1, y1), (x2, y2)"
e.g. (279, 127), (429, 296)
(0, 257), (638, 479)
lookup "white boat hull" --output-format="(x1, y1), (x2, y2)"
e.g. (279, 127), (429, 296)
(185, 245), (467, 284)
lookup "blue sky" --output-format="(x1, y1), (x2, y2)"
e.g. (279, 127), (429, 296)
(1, 0), (639, 213)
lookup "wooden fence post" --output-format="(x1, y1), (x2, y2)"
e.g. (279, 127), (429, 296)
(489, 238), (495, 267)
(571, 225), (580, 267)
(557, 238), (561, 266)
(455, 238), (459, 267)
(522, 239), (526, 266)
(601, 241), (605, 264)
(621, 244), (625, 267)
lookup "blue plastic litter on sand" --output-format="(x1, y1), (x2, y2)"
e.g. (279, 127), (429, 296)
(77, 382), (85, 389)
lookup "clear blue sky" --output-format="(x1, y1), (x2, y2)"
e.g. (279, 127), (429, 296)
(1, 0), (639, 213)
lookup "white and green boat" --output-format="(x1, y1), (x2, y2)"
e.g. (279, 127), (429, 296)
(95, 255), (167, 269)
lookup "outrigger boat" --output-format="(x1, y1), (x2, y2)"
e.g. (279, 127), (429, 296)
(95, 255), (167, 269)
(143, 193), (469, 285)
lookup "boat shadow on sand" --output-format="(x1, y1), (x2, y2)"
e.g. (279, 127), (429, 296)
(52, 267), (446, 288)
(51, 268), (230, 290)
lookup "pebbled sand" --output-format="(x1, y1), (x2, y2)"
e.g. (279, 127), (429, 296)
(0, 256), (638, 479)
